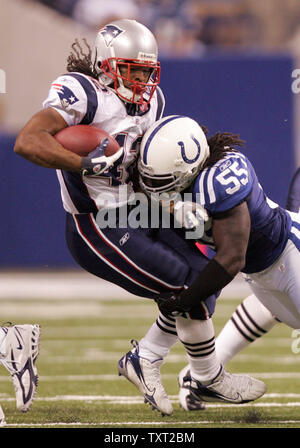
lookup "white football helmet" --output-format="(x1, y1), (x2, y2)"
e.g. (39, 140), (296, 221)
(94, 19), (160, 108)
(139, 115), (210, 196)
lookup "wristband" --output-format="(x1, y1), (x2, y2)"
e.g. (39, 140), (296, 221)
(180, 258), (234, 310)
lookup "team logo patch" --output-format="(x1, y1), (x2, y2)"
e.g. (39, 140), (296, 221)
(52, 83), (79, 109)
(99, 25), (125, 47)
(178, 135), (201, 164)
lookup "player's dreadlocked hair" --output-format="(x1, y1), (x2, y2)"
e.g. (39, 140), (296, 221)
(66, 39), (98, 79)
(201, 126), (245, 169)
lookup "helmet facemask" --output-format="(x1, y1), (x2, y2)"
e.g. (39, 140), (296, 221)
(138, 159), (199, 198)
(99, 57), (160, 109)
(93, 19), (160, 108)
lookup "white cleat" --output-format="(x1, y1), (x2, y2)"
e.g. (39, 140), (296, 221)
(118, 340), (173, 416)
(180, 365), (266, 404)
(178, 365), (206, 411)
(179, 386), (206, 411)
(0, 324), (41, 412)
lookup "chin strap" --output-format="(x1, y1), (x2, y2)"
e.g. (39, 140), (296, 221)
(117, 83), (137, 102)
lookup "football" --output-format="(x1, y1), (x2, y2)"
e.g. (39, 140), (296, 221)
(54, 125), (120, 157)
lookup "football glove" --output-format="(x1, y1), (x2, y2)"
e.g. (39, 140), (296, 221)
(81, 138), (124, 176)
(173, 200), (209, 236)
(155, 291), (192, 316)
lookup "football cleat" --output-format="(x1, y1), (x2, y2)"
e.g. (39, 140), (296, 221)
(179, 386), (206, 411)
(180, 365), (266, 404)
(118, 340), (173, 416)
(178, 365), (206, 411)
(0, 324), (41, 412)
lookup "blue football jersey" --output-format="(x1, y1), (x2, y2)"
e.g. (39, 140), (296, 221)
(191, 151), (292, 273)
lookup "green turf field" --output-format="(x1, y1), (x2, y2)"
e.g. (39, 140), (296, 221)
(0, 295), (299, 429)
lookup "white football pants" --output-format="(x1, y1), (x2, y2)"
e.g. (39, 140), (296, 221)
(245, 238), (300, 329)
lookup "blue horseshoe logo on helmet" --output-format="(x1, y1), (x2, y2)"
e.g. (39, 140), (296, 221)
(178, 135), (201, 164)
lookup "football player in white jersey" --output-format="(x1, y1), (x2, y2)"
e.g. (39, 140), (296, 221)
(14, 20), (267, 417)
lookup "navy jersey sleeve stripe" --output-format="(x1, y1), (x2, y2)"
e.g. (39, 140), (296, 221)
(155, 86), (165, 121)
(61, 171), (98, 213)
(65, 73), (98, 125)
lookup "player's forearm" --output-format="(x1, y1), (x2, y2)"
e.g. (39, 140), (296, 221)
(179, 205), (248, 309)
(14, 130), (82, 172)
(214, 250), (245, 277)
(180, 258), (234, 307)
(155, 258), (234, 315)
(179, 249), (244, 307)
(14, 108), (82, 172)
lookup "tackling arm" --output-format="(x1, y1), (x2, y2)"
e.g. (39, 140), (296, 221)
(14, 108), (82, 172)
(156, 201), (250, 314)
(213, 201), (250, 276)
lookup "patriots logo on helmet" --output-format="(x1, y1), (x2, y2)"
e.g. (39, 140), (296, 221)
(99, 25), (125, 47)
(52, 83), (79, 109)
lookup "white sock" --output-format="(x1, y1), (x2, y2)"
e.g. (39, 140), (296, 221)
(176, 316), (220, 384)
(139, 312), (179, 362)
(216, 294), (278, 365)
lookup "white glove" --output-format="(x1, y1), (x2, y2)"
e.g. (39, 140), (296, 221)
(173, 200), (209, 239)
(81, 138), (124, 176)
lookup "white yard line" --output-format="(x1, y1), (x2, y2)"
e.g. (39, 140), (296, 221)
(1, 394), (300, 427)
(1, 372), (300, 382)
(2, 352), (295, 364)
(1, 394), (300, 404)
(3, 421), (299, 427)
(2, 420), (300, 427)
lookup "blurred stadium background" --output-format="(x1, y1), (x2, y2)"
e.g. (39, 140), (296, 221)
(0, 0), (300, 428)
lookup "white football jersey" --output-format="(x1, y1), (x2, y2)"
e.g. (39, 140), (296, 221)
(43, 72), (165, 213)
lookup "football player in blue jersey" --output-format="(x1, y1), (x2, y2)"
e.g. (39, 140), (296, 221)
(14, 21), (266, 416)
(135, 115), (300, 406)
(177, 165), (300, 410)
(129, 165), (300, 413)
